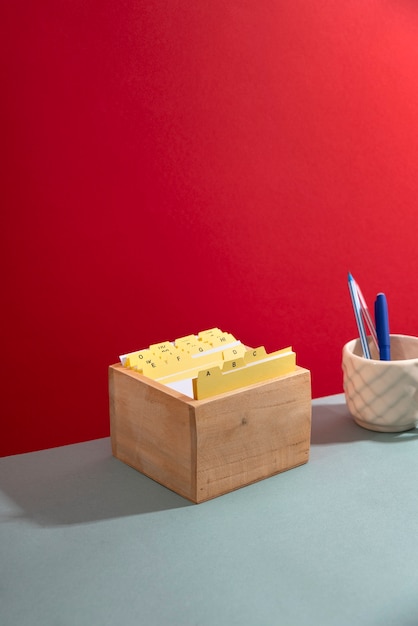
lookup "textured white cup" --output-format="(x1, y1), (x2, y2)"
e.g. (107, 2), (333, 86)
(342, 334), (418, 432)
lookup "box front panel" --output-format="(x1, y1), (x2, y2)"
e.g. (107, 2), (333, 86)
(194, 368), (311, 502)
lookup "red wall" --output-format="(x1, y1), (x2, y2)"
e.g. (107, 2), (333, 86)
(3, 1), (418, 456)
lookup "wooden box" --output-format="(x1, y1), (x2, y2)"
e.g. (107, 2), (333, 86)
(109, 364), (311, 503)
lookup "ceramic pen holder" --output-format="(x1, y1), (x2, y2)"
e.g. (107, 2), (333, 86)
(342, 334), (418, 432)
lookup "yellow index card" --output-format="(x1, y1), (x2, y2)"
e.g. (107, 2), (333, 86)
(154, 352), (225, 384)
(192, 347), (296, 400)
(244, 346), (292, 364)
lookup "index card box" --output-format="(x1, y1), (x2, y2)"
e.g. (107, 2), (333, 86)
(109, 364), (311, 503)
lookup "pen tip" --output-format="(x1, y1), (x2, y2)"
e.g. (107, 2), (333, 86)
(348, 272), (353, 281)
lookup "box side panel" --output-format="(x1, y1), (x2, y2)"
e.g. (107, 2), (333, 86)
(109, 365), (196, 501)
(194, 368), (311, 502)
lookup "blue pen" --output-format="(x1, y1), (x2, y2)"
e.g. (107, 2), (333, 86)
(374, 293), (391, 360)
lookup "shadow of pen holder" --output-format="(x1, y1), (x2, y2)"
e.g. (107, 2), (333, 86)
(342, 334), (418, 432)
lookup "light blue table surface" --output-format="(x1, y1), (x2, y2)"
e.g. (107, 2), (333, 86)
(1, 394), (418, 626)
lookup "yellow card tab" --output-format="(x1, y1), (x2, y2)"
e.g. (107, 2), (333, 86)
(243, 346), (268, 363)
(205, 332), (237, 348)
(121, 349), (153, 370)
(197, 327), (223, 340)
(222, 344), (247, 361)
(192, 366), (223, 397)
(149, 341), (175, 356)
(222, 357), (246, 372)
(174, 334), (197, 347)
